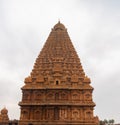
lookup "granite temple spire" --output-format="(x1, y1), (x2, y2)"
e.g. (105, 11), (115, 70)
(19, 22), (99, 125)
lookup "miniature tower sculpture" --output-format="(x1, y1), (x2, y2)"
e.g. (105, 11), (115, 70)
(19, 22), (99, 125)
(0, 107), (9, 125)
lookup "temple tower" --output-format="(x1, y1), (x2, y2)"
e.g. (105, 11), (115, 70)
(19, 22), (99, 125)
(0, 107), (9, 125)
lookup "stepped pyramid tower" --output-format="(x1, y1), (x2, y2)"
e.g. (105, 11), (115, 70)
(0, 107), (9, 125)
(19, 21), (99, 125)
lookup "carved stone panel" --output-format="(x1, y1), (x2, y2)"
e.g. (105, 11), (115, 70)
(59, 107), (67, 120)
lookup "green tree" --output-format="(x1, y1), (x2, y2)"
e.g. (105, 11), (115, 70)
(104, 119), (108, 124)
(108, 119), (114, 125)
(99, 119), (115, 125)
(99, 120), (105, 125)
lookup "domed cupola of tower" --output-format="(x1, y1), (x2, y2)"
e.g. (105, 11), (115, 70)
(0, 107), (9, 122)
(1, 107), (8, 115)
(53, 21), (66, 31)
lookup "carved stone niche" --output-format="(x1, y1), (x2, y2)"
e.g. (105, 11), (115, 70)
(22, 91), (31, 101)
(54, 79), (60, 85)
(46, 92), (54, 100)
(71, 74), (78, 83)
(85, 110), (93, 120)
(46, 107), (54, 120)
(53, 63), (62, 72)
(71, 92), (80, 101)
(84, 92), (92, 101)
(72, 109), (80, 120)
(21, 109), (29, 120)
(59, 108), (67, 120)
(36, 75), (44, 83)
(34, 91), (44, 101)
(34, 110), (42, 120)
(48, 76), (54, 84)
(59, 91), (68, 100)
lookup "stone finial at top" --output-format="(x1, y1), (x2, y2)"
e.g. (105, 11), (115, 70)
(53, 21), (66, 31)
(58, 19), (60, 23)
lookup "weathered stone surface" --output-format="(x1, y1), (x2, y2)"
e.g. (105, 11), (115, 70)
(19, 21), (99, 125)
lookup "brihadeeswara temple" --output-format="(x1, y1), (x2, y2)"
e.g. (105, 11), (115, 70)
(0, 22), (99, 125)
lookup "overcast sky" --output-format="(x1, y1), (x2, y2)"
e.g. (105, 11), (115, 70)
(0, 0), (120, 123)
